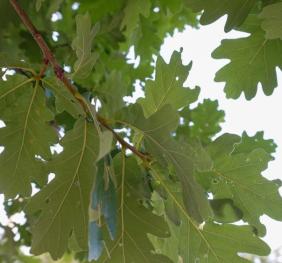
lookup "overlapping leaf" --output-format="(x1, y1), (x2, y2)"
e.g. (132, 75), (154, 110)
(118, 105), (212, 223)
(121, 0), (151, 39)
(260, 2), (282, 40)
(0, 76), (57, 198)
(0, 53), (37, 74)
(1, 1), (282, 262)
(80, 0), (125, 23)
(72, 13), (99, 79)
(138, 51), (199, 117)
(205, 134), (282, 235)
(97, 71), (127, 117)
(92, 155), (171, 262)
(42, 77), (85, 118)
(0, 1), (24, 41)
(212, 17), (282, 99)
(233, 131), (277, 158)
(209, 198), (243, 224)
(35, 0), (44, 11)
(89, 158), (117, 260)
(177, 99), (225, 144)
(150, 169), (270, 263)
(186, 0), (257, 32)
(25, 118), (100, 259)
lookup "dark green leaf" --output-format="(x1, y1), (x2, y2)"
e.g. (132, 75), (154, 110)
(186, 0), (257, 32)
(94, 155), (171, 262)
(150, 170), (270, 262)
(178, 99), (225, 144)
(26, 119), (100, 259)
(212, 17), (282, 99)
(119, 105), (212, 222)
(0, 76), (57, 197)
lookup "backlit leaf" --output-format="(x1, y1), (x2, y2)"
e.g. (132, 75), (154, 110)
(72, 13), (99, 79)
(260, 2), (282, 40)
(212, 17), (282, 99)
(42, 77), (85, 118)
(206, 134), (282, 235)
(0, 76), (57, 198)
(93, 155), (171, 262)
(121, 0), (151, 38)
(25, 118), (100, 259)
(139, 51), (199, 117)
(233, 131), (277, 159)
(186, 0), (257, 32)
(150, 169), (270, 263)
(178, 99), (225, 144)
(119, 105), (212, 223)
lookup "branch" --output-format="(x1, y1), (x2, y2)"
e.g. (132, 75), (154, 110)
(10, 0), (149, 162)
(97, 116), (151, 161)
(10, 0), (77, 96)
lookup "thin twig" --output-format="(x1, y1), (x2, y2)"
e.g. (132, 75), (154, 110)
(10, 0), (77, 96)
(38, 58), (49, 78)
(97, 115), (151, 161)
(10, 0), (149, 162)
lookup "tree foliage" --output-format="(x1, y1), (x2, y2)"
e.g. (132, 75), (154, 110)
(0, 0), (282, 262)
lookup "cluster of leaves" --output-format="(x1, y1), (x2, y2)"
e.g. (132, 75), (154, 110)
(1, 0), (282, 262)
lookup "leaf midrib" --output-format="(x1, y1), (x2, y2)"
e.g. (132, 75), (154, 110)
(34, 119), (88, 251)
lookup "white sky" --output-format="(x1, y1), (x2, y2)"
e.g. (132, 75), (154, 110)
(160, 16), (282, 250)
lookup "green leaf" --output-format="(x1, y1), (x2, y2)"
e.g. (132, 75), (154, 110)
(139, 51), (200, 117)
(72, 13), (99, 79)
(186, 0), (257, 32)
(233, 131), (277, 159)
(119, 105), (212, 223)
(94, 155), (172, 262)
(121, 0), (151, 38)
(0, 53), (37, 73)
(210, 198), (243, 223)
(206, 134), (282, 235)
(178, 99), (225, 144)
(260, 2), (282, 40)
(206, 133), (240, 159)
(47, 0), (64, 16)
(0, 76), (57, 198)
(89, 158), (117, 260)
(150, 171), (270, 263)
(35, 0), (44, 11)
(160, 0), (183, 13)
(212, 16), (282, 99)
(25, 118), (100, 259)
(0, 1), (24, 41)
(133, 15), (162, 59)
(97, 131), (113, 160)
(42, 78), (85, 118)
(98, 70), (127, 117)
(80, 0), (125, 23)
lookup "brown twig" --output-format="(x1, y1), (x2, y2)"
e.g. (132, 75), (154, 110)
(38, 58), (49, 78)
(97, 116), (151, 161)
(10, 0), (77, 96)
(10, 0), (149, 162)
